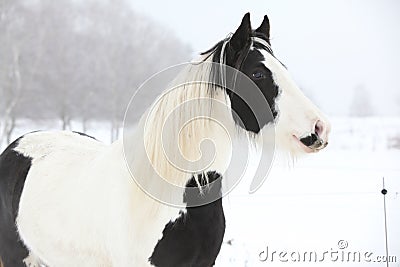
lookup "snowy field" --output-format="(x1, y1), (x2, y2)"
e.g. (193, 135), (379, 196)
(1, 116), (399, 266)
(217, 117), (400, 266)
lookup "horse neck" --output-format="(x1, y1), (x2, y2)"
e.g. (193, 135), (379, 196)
(124, 82), (234, 189)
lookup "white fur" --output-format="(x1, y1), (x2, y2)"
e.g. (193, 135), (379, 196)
(15, 131), (186, 266)
(253, 37), (331, 155)
(23, 253), (42, 267)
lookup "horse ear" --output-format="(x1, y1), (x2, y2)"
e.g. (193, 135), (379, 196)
(255, 15), (270, 42)
(229, 13), (252, 53)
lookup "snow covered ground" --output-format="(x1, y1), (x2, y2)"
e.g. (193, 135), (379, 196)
(217, 117), (400, 266)
(1, 116), (399, 266)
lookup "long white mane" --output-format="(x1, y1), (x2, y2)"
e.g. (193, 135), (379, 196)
(126, 47), (235, 200)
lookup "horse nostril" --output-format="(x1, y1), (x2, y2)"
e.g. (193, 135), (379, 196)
(314, 120), (324, 137)
(299, 133), (319, 147)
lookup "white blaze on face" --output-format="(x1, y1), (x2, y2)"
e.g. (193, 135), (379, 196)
(260, 49), (331, 154)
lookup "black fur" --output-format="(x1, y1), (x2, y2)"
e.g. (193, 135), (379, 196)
(228, 47), (279, 133)
(255, 15), (271, 44)
(72, 131), (97, 140)
(149, 172), (225, 267)
(0, 137), (31, 267)
(203, 14), (280, 133)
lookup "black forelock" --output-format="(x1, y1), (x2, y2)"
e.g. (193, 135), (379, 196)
(251, 38), (273, 55)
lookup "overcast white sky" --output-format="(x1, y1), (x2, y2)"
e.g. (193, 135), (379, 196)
(130, 0), (400, 116)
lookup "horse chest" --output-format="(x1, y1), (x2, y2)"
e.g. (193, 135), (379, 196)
(149, 173), (226, 267)
(149, 203), (225, 267)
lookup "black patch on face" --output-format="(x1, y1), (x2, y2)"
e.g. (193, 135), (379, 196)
(228, 47), (279, 133)
(149, 171), (225, 267)
(0, 136), (32, 266)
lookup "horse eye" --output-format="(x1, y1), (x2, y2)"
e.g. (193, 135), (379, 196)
(252, 71), (265, 79)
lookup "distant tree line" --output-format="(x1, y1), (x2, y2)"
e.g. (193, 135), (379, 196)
(0, 0), (192, 145)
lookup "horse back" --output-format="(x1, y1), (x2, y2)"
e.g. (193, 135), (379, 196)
(0, 131), (104, 266)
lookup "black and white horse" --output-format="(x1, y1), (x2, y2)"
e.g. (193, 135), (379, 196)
(0, 13), (330, 266)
